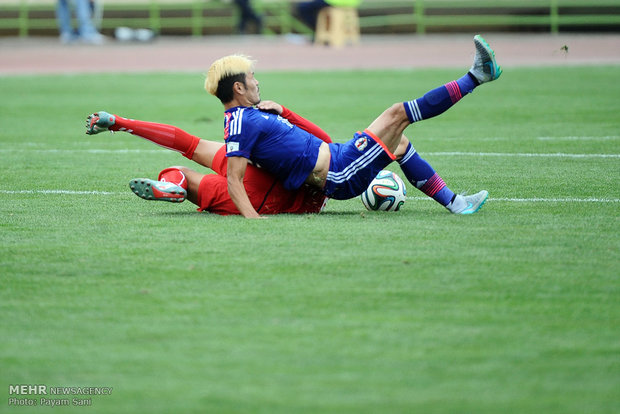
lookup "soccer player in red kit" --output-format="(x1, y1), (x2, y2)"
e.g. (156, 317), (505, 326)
(86, 100), (331, 215)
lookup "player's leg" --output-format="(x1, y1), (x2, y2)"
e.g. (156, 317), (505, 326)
(127, 162), (305, 215)
(86, 112), (201, 159)
(55, 0), (76, 43)
(190, 140), (225, 171)
(394, 135), (488, 214)
(394, 136), (456, 208)
(366, 35), (501, 154)
(402, 35), (501, 125)
(85, 112), (225, 170)
(172, 167), (203, 205)
(365, 103), (412, 154)
(74, 0), (102, 43)
(296, 0), (329, 29)
(129, 166), (204, 205)
(365, 67), (480, 153)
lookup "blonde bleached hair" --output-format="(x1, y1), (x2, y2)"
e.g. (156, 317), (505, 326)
(204, 54), (256, 98)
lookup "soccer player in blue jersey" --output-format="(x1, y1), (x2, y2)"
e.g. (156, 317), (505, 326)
(206, 35), (502, 218)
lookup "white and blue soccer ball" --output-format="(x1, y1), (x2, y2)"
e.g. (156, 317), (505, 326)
(361, 170), (407, 212)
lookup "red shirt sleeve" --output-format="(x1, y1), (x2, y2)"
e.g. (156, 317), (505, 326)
(280, 106), (332, 144)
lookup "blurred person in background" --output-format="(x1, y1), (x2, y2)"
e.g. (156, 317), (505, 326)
(233, 0), (263, 34)
(56, 0), (105, 44)
(296, 0), (360, 32)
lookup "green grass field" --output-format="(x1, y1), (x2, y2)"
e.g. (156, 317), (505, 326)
(1, 66), (619, 413)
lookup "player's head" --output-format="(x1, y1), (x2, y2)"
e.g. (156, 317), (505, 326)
(205, 54), (257, 104)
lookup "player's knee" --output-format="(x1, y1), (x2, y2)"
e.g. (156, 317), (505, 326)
(387, 103), (408, 123)
(166, 166), (191, 175)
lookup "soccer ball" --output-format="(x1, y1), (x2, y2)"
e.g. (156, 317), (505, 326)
(361, 170), (407, 211)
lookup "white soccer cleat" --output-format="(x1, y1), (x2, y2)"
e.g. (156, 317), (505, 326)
(469, 35), (502, 84)
(448, 190), (489, 215)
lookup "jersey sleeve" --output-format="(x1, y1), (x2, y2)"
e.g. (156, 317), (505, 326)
(224, 108), (262, 159)
(280, 106), (332, 144)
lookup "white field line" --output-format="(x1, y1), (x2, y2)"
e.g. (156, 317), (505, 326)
(537, 136), (620, 141)
(407, 196), (620, 203)
(1, 190), (618, 203)
(1, 148), (619, 159)
(0, 190), (121, 195)
(425, 152), (620, 159)
(0, 149), (164, 154)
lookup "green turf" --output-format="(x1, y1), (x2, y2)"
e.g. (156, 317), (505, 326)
(1, 66), (619, 413)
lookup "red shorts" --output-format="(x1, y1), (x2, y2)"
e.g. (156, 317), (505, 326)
(196, 148), (327, 215)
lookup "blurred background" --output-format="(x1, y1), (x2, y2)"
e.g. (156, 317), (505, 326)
(1, 0), (619, 43)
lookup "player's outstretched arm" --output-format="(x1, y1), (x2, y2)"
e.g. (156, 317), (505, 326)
(280, 106), (332, 144)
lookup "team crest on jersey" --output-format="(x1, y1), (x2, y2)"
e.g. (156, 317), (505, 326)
(355, 136), (368, 152)
(226, 141), (240, 153)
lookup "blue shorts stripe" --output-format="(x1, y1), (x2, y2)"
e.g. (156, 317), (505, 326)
(326, 145), (383, 183)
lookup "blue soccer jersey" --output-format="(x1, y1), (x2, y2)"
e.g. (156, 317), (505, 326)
(224, 106), (324, 191)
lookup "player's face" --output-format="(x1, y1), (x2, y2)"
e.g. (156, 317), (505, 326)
(244, 72), (260, 105)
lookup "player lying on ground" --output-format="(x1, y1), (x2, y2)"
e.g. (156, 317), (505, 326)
(86, 98), (489, 216)
(86, 102), (331, 215)
(206, 35), (501, 218)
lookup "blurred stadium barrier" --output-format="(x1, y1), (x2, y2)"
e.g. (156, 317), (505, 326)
(1, 0), (620, 38)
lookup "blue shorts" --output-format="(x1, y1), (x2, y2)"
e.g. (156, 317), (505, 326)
(323, 130), (396, 200)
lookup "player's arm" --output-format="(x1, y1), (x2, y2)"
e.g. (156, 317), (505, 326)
(280, 106), (332, 144)
(256, 101), (332, 144)
(227, 156), (264, 219)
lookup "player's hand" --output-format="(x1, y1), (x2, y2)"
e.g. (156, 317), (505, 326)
(256, 100), (283, 115)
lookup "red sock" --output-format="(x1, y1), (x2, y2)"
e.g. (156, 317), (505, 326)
(111, 116), (200, 159)
(158, 168), (188, 189)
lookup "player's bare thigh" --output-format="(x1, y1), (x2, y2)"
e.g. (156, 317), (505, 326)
(190, 140), (225, 169)
(366, 103), (410, 153)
